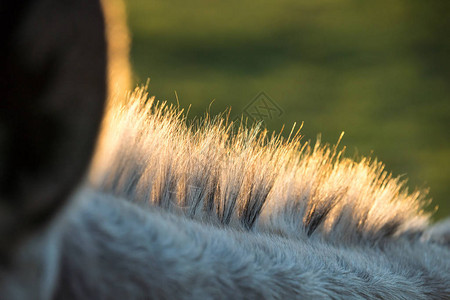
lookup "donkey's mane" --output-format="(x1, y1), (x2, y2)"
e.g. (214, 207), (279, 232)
(90, 87), (430, 246)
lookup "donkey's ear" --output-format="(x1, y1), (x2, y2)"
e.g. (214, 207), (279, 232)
(0, 0), (107, 253)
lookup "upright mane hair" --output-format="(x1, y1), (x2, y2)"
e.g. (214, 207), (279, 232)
(91, 87), (430, 246)
(1, 0), (448, 299)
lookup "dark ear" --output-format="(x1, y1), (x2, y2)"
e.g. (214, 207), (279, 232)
(0, 0), (107, 254)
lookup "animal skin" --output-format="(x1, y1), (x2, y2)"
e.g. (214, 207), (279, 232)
(0, 0), (449, 299)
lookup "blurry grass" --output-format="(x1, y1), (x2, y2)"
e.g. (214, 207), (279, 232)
(125, 0), (449, 220)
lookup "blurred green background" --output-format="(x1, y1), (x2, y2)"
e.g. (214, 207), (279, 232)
(125, 0), (449, 220)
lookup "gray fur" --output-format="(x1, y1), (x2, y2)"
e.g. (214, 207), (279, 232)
(52, 188), (450, 299)
(1, 0), (449, 299)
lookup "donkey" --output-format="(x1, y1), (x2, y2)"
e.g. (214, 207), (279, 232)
(1, 0), (449, 299)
